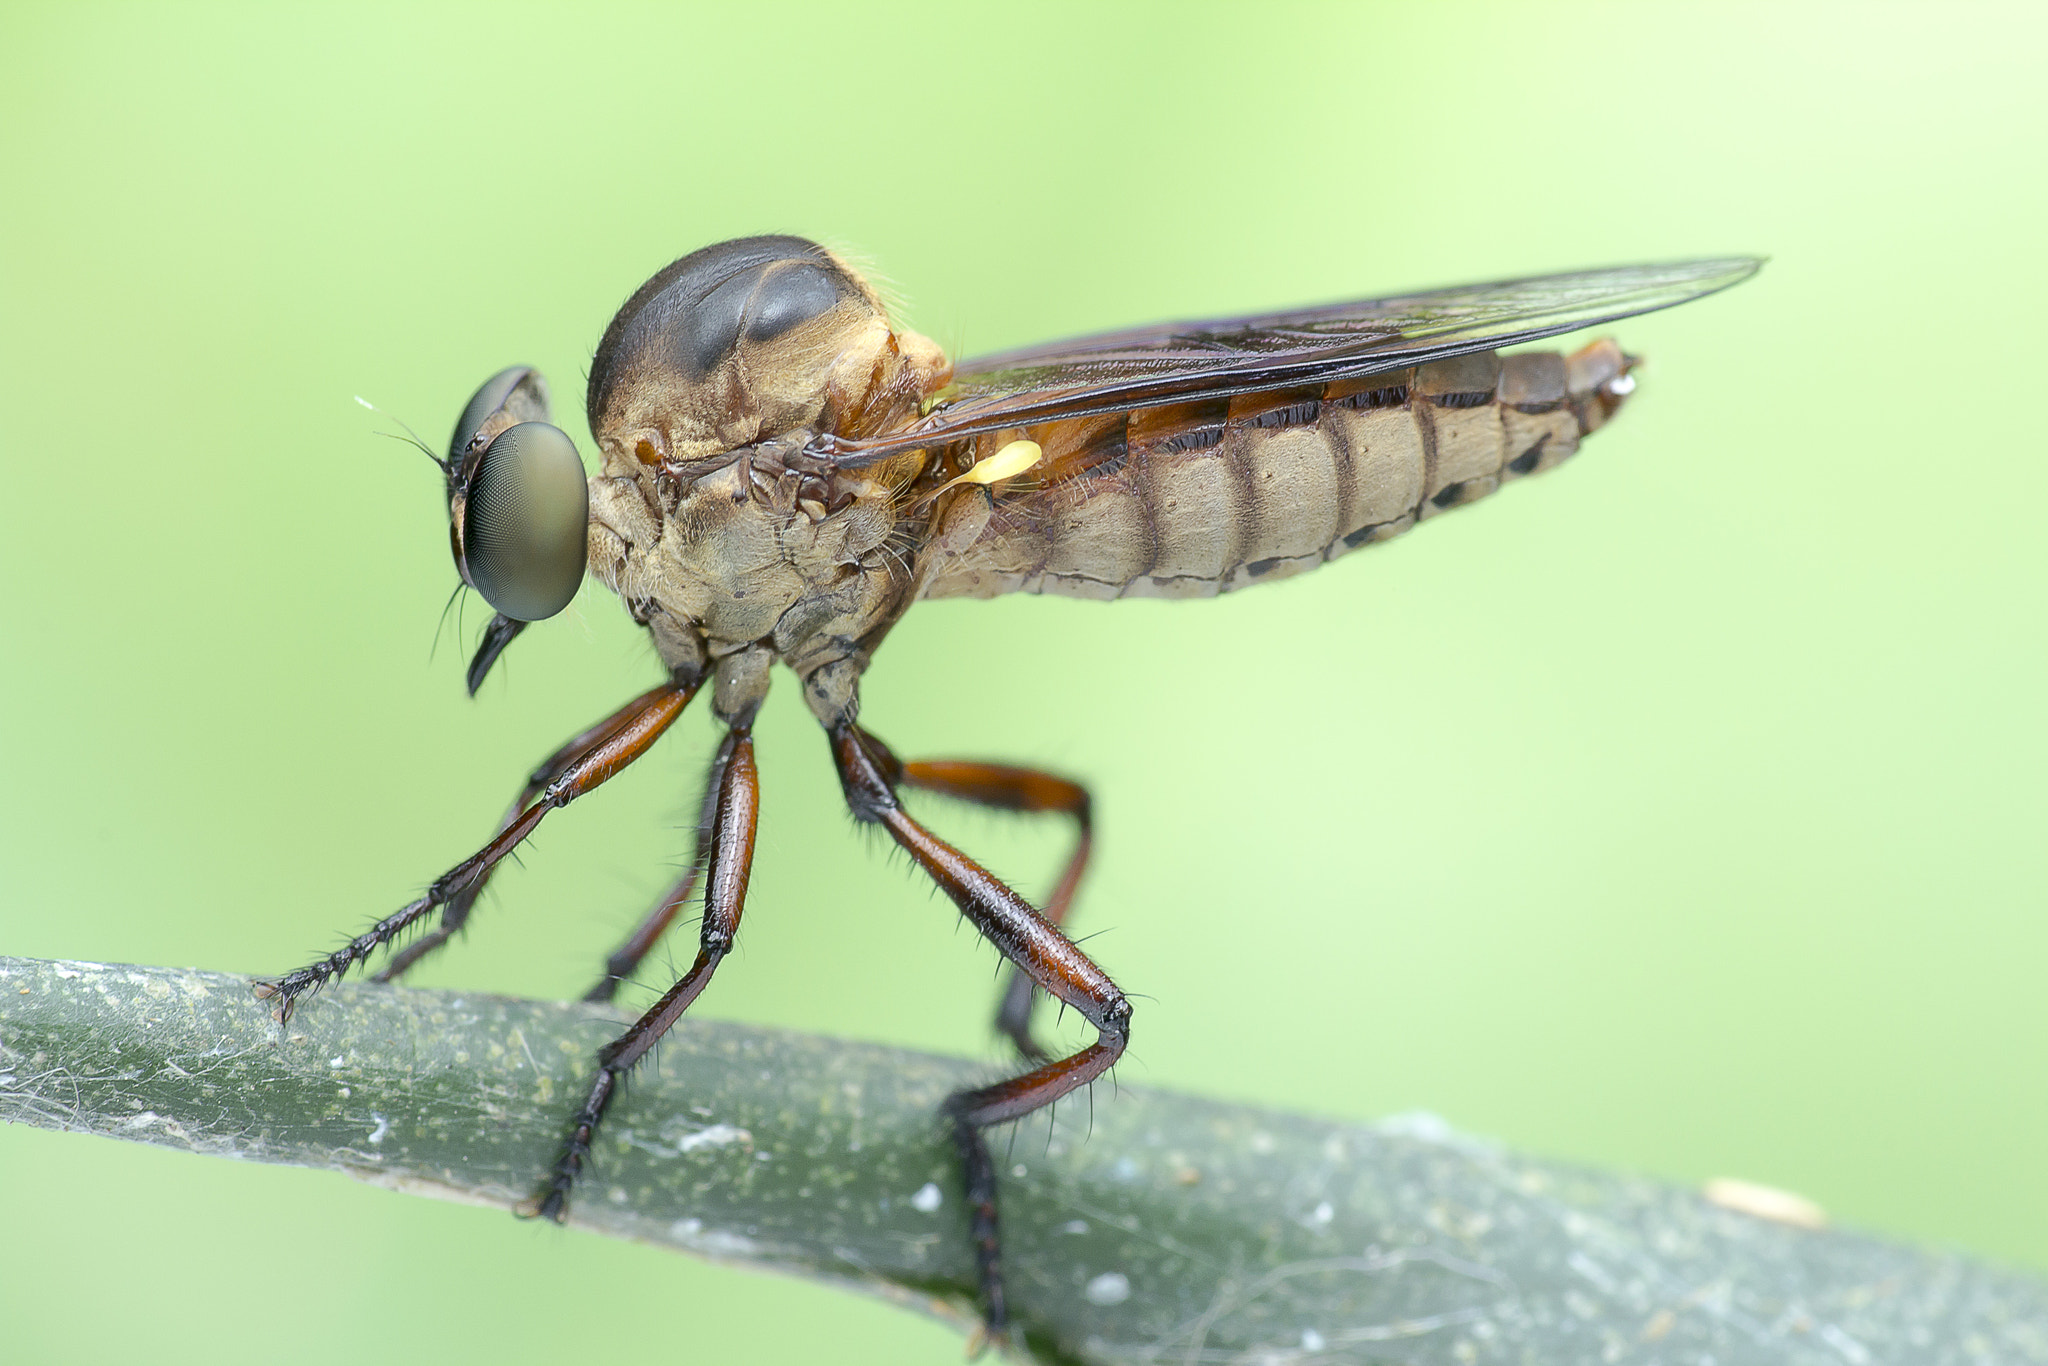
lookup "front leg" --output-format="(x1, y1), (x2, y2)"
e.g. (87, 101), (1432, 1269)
(373, 678), (716, 1003)
(254, 677), (698, 1020)
(375, 684), (682, 984)
(831, 723), (1131, 1348)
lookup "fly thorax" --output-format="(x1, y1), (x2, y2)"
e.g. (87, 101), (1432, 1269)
(587, 448), (929, 677)
(584, 236), (946, 478)
(579, 236), (947, 677)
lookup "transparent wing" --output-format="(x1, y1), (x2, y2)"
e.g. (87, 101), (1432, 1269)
(830, 257), (1761, 464)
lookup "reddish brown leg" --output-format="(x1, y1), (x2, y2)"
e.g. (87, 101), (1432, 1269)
(254, 678), (697, 1020)
(376, 685), (679, 984)
(861, 740), (1094, 1061)
(524, 722), (759, 1221)
(832, 724), (1130, 1346)
(580, 742), (733, 1003)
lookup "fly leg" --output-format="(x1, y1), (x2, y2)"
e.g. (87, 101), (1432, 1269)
(523, 719), (759, 1220)
(855, 734), (1093, 1061)
(254, 677), (697, 1020)
(374, 679), (723, 999)
(376, 683), (686, 984)
(831, 724), (1130, 1347)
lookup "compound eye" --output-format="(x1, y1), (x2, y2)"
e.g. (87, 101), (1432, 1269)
(459, 421), (588, 621)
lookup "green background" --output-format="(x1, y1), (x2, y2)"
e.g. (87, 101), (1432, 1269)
(2, 3), (2042, 1361)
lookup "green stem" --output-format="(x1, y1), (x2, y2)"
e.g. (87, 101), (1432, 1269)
(2, 956), (2043, 1364)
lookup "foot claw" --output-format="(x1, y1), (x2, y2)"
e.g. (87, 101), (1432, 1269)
(517, 1187), (571, 1223)
(963, 1322), (1008, 1360)
(250, 979), (300, 1023)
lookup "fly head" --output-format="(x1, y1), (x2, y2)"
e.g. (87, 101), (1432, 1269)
(443, 366), (592, 692)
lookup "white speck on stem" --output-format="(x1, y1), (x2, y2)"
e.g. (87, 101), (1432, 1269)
(1379, 1110), (1453, 1142)
(910, 1182), (943, 1213)
(675, 1123), (750, 1153)
(1703, 1176), (1828, 1229)
(665, 1217), (762, 1257)
(1084, 1272), (1130, 1306)
(692, 1229), (763, 1257)
(1567, 1250), (1617, 1293)
(367, 1112), (389, 1145)
(1309, 1200), (1334, 1227)
(1301, 1328), (1326, 1351)
(1818, 1323), (1872, 1365)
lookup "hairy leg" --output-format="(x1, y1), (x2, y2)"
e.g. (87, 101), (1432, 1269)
(859, 735), (1095, 1061)
(524, 721), (760, 1219)
(255, 678), (697, 1018)
(580, 740), (733, 1002)
(831, 724), (1129, 1345)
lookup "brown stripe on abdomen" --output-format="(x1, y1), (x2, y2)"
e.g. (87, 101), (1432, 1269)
(1499, 350), (1580, 478)
(1130, 424), (1238, 593)
(918, 340), (1631, 603)
(1214, 389), (1340, 592)
(1320, 369), (1426, 558)
(1414, 351), (1503, 518)
(1026, 412), (1154, 600)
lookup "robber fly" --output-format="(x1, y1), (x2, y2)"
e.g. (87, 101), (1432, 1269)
(257, 237), (1759, 1345)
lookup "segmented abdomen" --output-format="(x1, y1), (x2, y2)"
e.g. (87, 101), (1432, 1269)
(921, 339), (1635, 602)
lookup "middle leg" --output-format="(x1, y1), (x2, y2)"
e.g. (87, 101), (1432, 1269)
(579, 740), (734, 1003)
(524, 719), (760, 1220)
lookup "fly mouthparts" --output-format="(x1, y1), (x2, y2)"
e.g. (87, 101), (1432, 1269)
(466, 613), (528, 696)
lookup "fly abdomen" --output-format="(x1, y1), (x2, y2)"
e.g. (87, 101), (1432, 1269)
(920, 339), (1637, 603)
